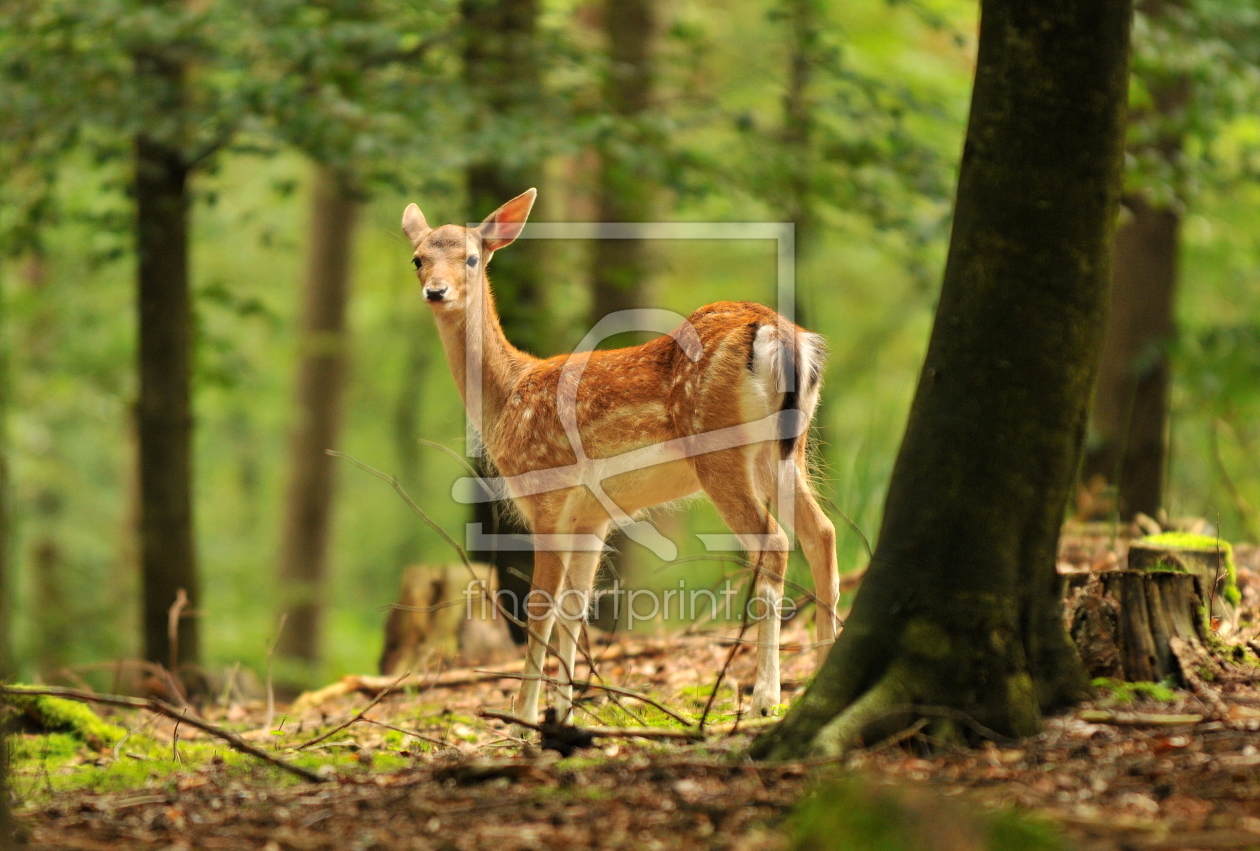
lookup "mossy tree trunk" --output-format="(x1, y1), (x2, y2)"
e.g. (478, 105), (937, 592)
(462, 0), (546, 642)
(751, 0), (1133, 760)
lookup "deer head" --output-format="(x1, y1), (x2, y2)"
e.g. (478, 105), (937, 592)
(402, 188), (536, 315)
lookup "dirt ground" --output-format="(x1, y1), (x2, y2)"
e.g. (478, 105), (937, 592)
(18, 533), (1260, 851)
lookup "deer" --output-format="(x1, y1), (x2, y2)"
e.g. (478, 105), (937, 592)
(401, 188), (839, 724)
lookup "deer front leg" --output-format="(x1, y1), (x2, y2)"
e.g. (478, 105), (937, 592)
(515, 547), (567, 728)
(552, 539), (606, 722)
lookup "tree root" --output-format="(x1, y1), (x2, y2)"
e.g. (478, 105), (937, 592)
(809, 669), (911, 758)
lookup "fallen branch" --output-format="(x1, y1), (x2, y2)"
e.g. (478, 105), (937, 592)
(291, 671), (409, 751)
(360, 716), (450, 749)
(485, 671), (696, 729)
(1078, 709), (1205, 727)
(478, 709), (702, 741)
(0, 686), (326, 784)
(292, 642), (662, 714)
(1170, 636), (1230, 719)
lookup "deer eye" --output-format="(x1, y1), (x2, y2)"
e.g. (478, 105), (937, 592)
(466, 255), (479, 268)
(411, 257), (422, 270)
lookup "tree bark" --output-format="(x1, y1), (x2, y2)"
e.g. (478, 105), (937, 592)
(277, 166), (358, 675)
(589, 0), (655, 321)
(752, 0), (1133, 759)
(1082, 0), (1187, 521)
(135, 128), (199, 669)
(462, 0), (546, 641)
(586, 0), (657, 624)
(1083, 197), (1177, 521)
(780, 0), (822, 260)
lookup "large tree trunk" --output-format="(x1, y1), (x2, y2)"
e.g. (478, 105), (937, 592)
(1082, 196), (1178, 519)
(277, 166), (358, 676)
(135, 129), (200, 670)
(462, 0), (545, 641)
(752, 0), (1133, 759)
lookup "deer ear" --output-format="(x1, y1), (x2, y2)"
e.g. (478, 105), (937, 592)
(478, 188), (536, 253)
(402, 203), (430, 248)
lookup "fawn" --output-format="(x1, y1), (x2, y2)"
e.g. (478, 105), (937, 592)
(402, 188), (839, 722)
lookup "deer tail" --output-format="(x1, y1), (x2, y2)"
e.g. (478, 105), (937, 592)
(750, 323), (826, 459)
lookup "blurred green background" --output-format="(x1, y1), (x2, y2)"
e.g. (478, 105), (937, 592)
(1, 0), (1257, 686)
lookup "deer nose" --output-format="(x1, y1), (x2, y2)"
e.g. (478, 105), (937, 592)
(424, 284), (449, 302)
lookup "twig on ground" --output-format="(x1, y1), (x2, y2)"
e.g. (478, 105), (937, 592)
(0, 686), (326, 784)
(485, 672), (696, 729)
(360, 716), (450, 749)
(479, 709), (702, 740)
(700, 574), (757, 731)
(263, 613), (287, 735)
(172, 709), (185, 764)
(1078, 710), (1205, 727)
(292, 671), (410, 751)
(1170, 636), (1230, 719)
(167, 589), (189, 677)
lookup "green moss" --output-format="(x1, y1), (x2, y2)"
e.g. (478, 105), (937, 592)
(791, 776), (1065, 851)
(1091, 678), (1177, 704)
(900, 620), (952, 661)
(1141, 532), (1239, 605)
(6, 693), (127, 747)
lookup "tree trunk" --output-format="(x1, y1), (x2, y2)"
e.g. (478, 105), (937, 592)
(135, 130), (199, 670)
(752, 0), (1133, 760)
(462, 0), (545, 641)
(780, 0), (822, 260)
(587, 0), (657, 626)
(277, 166), (358, 676)
(1083, 199), (1178, 521)
(589, 0), (655, 321)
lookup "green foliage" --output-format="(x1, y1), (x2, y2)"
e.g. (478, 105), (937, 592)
(0, 0), (1256, 687)
(1127, 0), (1260, 203)
(791, 776), (1064, 851)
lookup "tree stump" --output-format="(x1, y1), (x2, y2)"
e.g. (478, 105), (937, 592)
(1066, 570), (1209, 684)
(378, 563), (518, 675)
(1127, 533), (1238, 618)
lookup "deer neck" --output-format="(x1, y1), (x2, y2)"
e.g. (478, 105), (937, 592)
(432, 275), (532, 440)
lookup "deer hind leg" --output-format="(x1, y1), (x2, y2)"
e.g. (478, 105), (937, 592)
(516, 546), (568, 727)
(778, 449), (839, 669)
(693, 449), (790, 716)
(553, 528), (607, 722)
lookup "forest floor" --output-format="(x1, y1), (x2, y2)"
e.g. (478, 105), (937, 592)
(16, 534), (1260, 850)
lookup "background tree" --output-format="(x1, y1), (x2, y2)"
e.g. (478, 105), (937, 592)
(275, 167), (358, 679)
(0, 0), (254, 671)
(246, 0), (460, 680)
(589, 0), (657, 321)
(752, 0), (1133, 758)
(1083, 0), (1260, 522)
(461, 0), (550, 640)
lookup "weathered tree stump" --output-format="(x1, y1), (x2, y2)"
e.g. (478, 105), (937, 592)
(378, 563), (518, 675)
(1066, 570), (1209, 685)
(1127, 533), (1238, 618)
